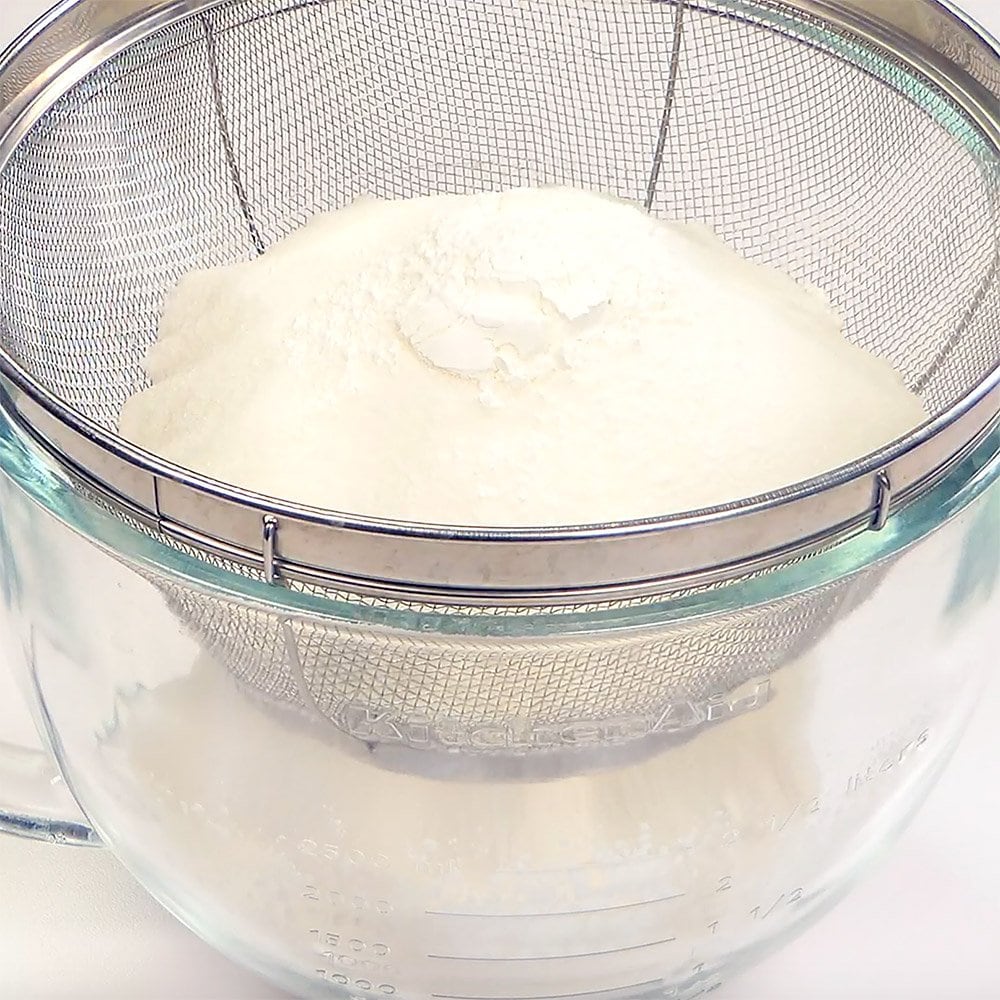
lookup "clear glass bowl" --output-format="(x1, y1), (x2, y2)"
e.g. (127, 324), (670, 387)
(0, 396), (996, 1000)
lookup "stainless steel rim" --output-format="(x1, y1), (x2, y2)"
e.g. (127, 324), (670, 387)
(0, 0), (998, 602)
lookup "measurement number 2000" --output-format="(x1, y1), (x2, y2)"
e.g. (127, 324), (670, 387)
(303, 885), (394, 914)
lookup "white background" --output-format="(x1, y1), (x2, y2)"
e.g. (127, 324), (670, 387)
(0, 1), (998, 997)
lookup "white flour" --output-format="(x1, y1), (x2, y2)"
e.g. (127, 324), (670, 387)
(120, 187), (925, 525)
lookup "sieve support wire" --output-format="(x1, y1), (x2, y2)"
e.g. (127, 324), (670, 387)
(913, 184), (1000, 395)
(201, 13), (266, 256)
(645, 0), (687, 213)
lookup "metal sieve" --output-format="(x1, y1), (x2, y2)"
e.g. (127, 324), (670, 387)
(0, 0), (997, 758)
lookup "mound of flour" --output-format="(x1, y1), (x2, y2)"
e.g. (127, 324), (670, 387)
(120, 187), (925, 524)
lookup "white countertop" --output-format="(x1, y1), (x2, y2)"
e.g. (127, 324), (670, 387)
(1, 1), (998, 997)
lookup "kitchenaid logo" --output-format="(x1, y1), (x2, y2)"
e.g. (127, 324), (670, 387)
(329, 677), (771, 751)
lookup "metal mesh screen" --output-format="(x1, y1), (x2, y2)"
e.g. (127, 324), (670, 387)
(0, 0), (996, 753)
(0, 0), (997, 427)
(151, 569), (866, 749)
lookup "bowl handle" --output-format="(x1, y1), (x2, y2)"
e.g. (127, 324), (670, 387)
(0, 739), (99, 846)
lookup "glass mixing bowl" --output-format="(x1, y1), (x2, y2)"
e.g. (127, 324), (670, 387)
(0, 396), (997, 999)
(0, 2), (998, 998)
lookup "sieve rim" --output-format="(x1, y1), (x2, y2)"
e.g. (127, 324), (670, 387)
(0, 0), (998, 602)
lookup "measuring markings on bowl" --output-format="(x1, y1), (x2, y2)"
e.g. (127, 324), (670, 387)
(429, 984), (723, 1000)
(429, 979), (666, 1000)
(302, 869), (809, 993)
(309, 930), (391, 953)
(303, 886), (394, 912)
(312, 968), (398, 993)
(426, 891), (686, 919)
(844, 728), (930, 794)
(298, 840), (392, 870)
(426, 935), (677, 962)
(425, 881), (805, 928)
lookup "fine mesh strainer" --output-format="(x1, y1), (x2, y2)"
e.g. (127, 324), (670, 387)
(0, 0), (998, 758)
